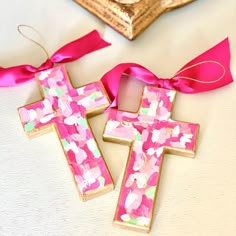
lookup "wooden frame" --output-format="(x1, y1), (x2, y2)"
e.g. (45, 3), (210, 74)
(73, 0), (195, 40)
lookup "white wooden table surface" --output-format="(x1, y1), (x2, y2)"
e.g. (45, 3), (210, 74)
(0, 0), (236, 235)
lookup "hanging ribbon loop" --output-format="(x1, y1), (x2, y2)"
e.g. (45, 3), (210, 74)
(0, 30), (111, 87)
(101, 38), (233, 108)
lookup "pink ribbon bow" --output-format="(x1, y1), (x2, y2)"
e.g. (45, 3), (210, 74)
(101, 38), (233, 108)
(0, 30), (110, 87)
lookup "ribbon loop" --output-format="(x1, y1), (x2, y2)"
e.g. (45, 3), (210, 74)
(17, 24), (50, 60)
(0, 30), (110, 87)
(101, 38), (233, 108)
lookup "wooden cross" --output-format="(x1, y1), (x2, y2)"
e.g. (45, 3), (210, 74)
(103, 86), (199, 232)
(18, 65), (113, 200)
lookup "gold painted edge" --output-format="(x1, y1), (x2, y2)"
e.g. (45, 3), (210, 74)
(113, 219), (150, 233)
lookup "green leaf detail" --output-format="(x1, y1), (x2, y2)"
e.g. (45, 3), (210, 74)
(140, 108), (149, 114)
(43, 87), (49, 94)
(93, 149), (100, 158)
(78, 118), (88, 127)
(128, 218), (138, 225)
(56, 88), (63, 97)
(98, 176), (105, 187)
(135, 132), (142, 141)
(90, 92), (101, 100)
(25, 121), (35, 132)
(145, 186), (156, 200)
(61, 139), (69, 147)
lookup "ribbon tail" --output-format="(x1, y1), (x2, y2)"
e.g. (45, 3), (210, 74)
(50, 30), (111, 63)
(0, 65), (38, 87)
(173, 38), (234, 93)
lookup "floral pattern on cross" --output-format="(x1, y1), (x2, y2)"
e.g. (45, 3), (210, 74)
(19, 65), (113, 200)
(103, 86), (199, 232)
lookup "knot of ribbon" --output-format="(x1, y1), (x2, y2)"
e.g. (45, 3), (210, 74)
(101, 38), (233, 108)
(0, 30), (110, 87)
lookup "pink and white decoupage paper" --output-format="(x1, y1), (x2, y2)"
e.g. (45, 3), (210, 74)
(18, 65), (113, 200)
(103, 86), (199, 232)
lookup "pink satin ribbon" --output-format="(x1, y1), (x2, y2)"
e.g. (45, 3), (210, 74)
(101, 38), (233, 108)
(0, 30), (110, 87)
